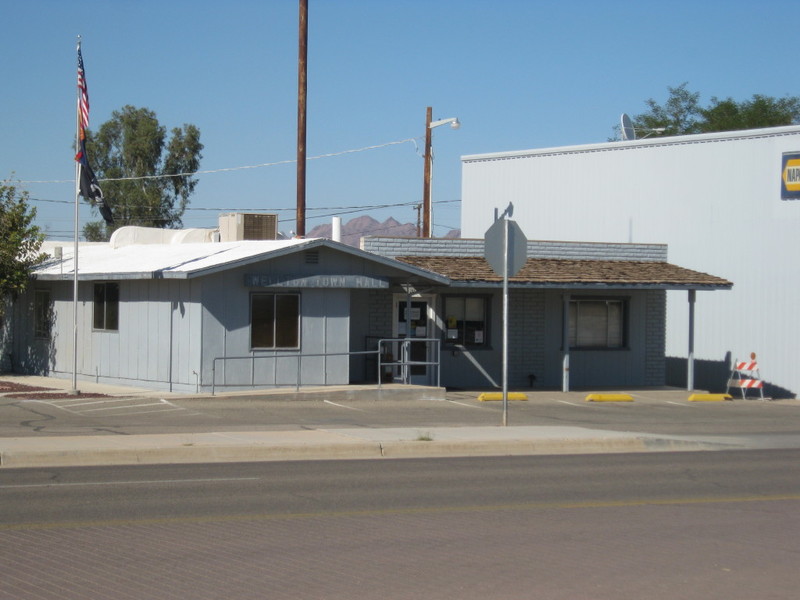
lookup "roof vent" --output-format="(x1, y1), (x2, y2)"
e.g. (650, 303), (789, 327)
(304, 249), (320, 264)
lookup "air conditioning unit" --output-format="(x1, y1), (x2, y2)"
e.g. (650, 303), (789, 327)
(218, 213), (278, 241)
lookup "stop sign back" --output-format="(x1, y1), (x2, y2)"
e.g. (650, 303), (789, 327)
(484, 219), (527, 277)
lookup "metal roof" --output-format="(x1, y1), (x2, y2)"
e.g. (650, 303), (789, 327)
(33, 238), (450, 285)
(462, 125), (800, 164)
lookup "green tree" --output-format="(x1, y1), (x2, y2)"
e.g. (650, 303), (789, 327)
(625, 84), (800, 139)
(83, 105), (203, 241)
(699, 94), (800, 133)
(0, 181), (46, 317)
(633, 82), (702, 136)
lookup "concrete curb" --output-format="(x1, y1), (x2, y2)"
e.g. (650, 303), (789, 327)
(378, 437), (730, 458)
(0, 428), (739, 469)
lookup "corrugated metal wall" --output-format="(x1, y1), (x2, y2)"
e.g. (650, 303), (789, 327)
(462, 127), (800, 396)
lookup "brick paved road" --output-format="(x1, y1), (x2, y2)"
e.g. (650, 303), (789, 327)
(2, 452), (800, 599)
(2, 497), (799, 599)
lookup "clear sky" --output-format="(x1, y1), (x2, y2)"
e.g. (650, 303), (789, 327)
(2, 0), (797, 240)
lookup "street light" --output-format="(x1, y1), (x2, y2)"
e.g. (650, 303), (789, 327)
(422, 106), (460, 237)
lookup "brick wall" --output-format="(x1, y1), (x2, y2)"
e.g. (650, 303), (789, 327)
(508, 289), (545, 387)
(644, 290), (666, 385)
(367, 289), (393, 340)
(362, 237), (667, 262)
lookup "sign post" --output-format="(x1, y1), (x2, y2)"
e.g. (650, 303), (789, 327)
(485, 217), (527, 425)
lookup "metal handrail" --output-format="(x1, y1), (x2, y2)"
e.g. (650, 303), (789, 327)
(377, 338), (441, 388)
(211, 350), (376, 395)
(210, 338), (440, 395)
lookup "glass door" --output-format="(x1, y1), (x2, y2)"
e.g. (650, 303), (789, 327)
(393, 295), (434, 385)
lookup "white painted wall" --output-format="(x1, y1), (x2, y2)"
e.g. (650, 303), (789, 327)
(462, 126), (800, 396)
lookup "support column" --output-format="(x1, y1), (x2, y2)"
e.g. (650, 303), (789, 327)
(687, 289), (696, 391)
(562, 293), (570, 392)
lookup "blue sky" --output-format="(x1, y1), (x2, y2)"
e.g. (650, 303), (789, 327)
(2, 0), (797, 240)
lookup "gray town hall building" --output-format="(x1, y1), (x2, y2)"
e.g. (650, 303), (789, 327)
(5, 220), (730, 393)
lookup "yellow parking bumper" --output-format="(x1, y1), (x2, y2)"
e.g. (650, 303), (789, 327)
(585, 393), (634, 402)
(478, 392), (528, 402)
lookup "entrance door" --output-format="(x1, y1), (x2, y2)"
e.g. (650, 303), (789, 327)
(393, 295), (435, 385)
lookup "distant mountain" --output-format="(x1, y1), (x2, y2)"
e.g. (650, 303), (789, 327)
(307, 216), (460, 247)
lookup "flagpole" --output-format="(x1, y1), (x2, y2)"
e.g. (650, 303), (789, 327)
(71, 37), (82, 395)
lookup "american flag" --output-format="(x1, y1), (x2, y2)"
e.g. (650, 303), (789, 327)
(75, 41), (113, 225)
(77, 45), (90, 135)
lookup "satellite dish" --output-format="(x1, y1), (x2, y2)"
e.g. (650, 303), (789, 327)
(621, 113), (636, 141)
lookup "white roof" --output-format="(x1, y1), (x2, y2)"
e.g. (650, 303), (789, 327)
(34, 237), (449, 284)
(462, 124), (800, 163)
(36, 238), (317, 280)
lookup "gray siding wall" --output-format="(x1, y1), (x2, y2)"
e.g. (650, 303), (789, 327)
(200, 249), (356, 391)
(9, 283), (60, 375)
(115, 279), (201, 391)
(11, 279), (202, 391)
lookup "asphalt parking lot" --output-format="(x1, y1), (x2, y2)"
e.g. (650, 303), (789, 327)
(2, 381), (799, 439)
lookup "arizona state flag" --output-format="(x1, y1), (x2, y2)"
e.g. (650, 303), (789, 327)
(76, 43), (113, 225)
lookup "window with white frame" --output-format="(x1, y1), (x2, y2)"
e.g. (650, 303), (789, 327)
(443, 295), (489, 347)
(251, 293), (300, 349)
(93, 283), (119, 331)
(568, 298), (627, 349)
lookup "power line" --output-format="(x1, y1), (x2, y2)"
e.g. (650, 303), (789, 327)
(14, 137), (421, 185)
(27, 196), (460, 215)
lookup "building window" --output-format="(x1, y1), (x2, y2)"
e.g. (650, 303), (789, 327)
(34, 290), (53, 339)
(251, 293), (300, 349)
(443, 295), (489, 347)
(568, 298), (626, 349)
(93, 282), (119, 331)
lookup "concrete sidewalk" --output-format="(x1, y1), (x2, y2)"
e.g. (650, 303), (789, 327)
(0, 425), (739, 469)
(0, 374), (784, 468)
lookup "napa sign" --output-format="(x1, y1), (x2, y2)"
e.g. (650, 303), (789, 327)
(781, 152), (800, 200)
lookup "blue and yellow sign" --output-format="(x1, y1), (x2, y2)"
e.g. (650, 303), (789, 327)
(781, 152), (800, 200)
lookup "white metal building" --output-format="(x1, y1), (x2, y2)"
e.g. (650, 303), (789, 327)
(461, 125), (800, 397)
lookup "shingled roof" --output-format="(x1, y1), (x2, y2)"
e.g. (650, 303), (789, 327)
(395, 256), (732, 290)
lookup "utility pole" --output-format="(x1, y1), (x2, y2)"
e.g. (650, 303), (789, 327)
(422, 107), (459, 238)
(422, 106), (433, 238)
(296, 0), (308, 237)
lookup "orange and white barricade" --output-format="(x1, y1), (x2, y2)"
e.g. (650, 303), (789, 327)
(726, 354), (765, 400)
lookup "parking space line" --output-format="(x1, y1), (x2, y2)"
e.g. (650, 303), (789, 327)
(100, 407), (188, 416)
(323, 400), (365, 411)
(20, 397), (194, 417)
(56, 398), (138, 408)
(446, 400), (484, 409)
(79, 402), (174, 412)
